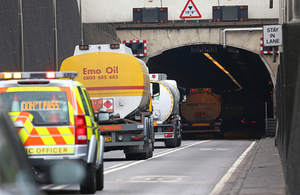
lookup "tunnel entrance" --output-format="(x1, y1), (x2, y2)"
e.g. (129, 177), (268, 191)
(147, 44), (274, 139)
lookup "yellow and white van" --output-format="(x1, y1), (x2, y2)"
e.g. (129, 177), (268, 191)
(0, 71), (104, 194)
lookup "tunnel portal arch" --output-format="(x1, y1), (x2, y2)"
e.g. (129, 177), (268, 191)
(117, 28), (278, 87)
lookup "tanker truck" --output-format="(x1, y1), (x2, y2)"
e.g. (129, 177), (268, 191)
(60, 44), (154, 160)
(180, 88), (224, 138)
(150, 74), (186, 148)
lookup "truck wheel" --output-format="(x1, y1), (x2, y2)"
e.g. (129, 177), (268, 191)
(125, 153), (136, 160)
(96, 163), (104, 191)
(177, 127), (182, 147)
(165, 139), (177, 148)
(149, 142), (154, 158)
(214, 131), (224, 139)
(137, 152), (149, 160)
(177, 136), (182, 147)
(80, 164), (96, 194)
(165, 129), (178, 148)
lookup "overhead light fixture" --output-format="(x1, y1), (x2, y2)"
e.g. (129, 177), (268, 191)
(203, 53), (243, 91)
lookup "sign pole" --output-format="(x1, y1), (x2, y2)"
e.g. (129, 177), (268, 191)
(18, 0), (24, 71)
(272, 47), (276, 63)
(53, 0), (58, 71)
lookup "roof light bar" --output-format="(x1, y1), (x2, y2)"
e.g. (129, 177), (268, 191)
(0, 71), (78, 80)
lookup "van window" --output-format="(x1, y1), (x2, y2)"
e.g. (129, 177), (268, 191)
(0, 91), (69, 126)
(83, 89), (95, 119)
(77, 87), (90, 116)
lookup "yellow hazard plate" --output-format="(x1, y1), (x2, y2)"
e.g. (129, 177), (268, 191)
(104, 136), (112, 142)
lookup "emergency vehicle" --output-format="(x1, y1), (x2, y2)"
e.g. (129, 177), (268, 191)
(0, 71), (104, 194)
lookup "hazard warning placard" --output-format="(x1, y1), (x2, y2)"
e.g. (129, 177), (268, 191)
(180, 0), (202, 19)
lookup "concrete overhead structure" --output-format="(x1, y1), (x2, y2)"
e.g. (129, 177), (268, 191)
(80, 0), (279, 85)
(117, 28), (278, 86)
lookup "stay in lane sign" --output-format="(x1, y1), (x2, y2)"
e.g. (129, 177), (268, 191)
(263, 25), (282, 46)
(180, 0), (202, 19)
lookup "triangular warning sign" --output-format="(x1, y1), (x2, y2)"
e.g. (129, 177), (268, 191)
(180, 0), (202, 19)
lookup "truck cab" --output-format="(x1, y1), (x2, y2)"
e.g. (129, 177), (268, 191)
(0, 71), (104, 194)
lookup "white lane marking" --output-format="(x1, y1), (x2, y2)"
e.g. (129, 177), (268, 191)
(104, 140), (209, 175)
(104, 162), (132, 171)
(209, 141), (256, 195)
(40, 184), (54, 190)
(126, 175), (188, 183)
(200, 148), (228, 151)
(51, 184), (70, 190)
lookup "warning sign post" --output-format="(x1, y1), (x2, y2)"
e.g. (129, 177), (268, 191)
(180, 0), (202, 19)
(263, 25), (282, 63)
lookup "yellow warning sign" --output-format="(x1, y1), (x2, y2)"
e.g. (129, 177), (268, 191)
(180, 0), (202, 19)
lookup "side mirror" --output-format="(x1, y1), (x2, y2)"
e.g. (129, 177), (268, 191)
(97, 108), (110, 121)
(181, 95), (187, 103)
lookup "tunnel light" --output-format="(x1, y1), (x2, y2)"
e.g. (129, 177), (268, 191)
(203, 53), (242, 91)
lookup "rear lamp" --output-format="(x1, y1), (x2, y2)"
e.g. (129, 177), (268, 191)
(110, 44), (120, 49)
(152, 74), (156, 78)
(131, 135), (143, 141)
(79, 45), (89, 50)
(75, 115), (87, 144)
(117, 135), (123, 141)
(164, 134), (173, 138)
(76, 116), (85, 126)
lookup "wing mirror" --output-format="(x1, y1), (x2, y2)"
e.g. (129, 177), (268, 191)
(97, 108), (110, 121)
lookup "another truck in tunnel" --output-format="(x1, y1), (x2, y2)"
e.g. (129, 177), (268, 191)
(180, 88), (224, 138)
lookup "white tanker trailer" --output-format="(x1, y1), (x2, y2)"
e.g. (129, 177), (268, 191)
(150, 73), (186, 148)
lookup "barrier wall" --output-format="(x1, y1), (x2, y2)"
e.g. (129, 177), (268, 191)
(0, 0), (118, 72)
(276, 22), (300, 194)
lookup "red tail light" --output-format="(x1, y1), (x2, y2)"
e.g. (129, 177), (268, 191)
(75, 115), (87, 144)
(164, 134), (173, 138)
(131, 135), (143, 141)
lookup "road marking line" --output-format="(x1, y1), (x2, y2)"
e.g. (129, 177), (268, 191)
(51, 184), (70, 190)
(209, 141), (256, 195)
(104, 140), (209, 175)
(40, 184), (54, 190)
(104, 162), (132, 171)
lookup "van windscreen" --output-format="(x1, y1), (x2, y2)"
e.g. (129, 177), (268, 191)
(1, 91), (69, 126)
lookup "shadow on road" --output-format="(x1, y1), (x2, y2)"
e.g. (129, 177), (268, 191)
(182, 127), (264, 141)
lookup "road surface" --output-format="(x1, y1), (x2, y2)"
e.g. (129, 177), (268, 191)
(43, 138), (256, 195)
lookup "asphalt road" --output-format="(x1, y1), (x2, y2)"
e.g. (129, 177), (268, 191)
(43, 138), (256, 195)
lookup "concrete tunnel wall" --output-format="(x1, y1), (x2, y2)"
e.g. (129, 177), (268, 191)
(0, 0), (119, 72)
